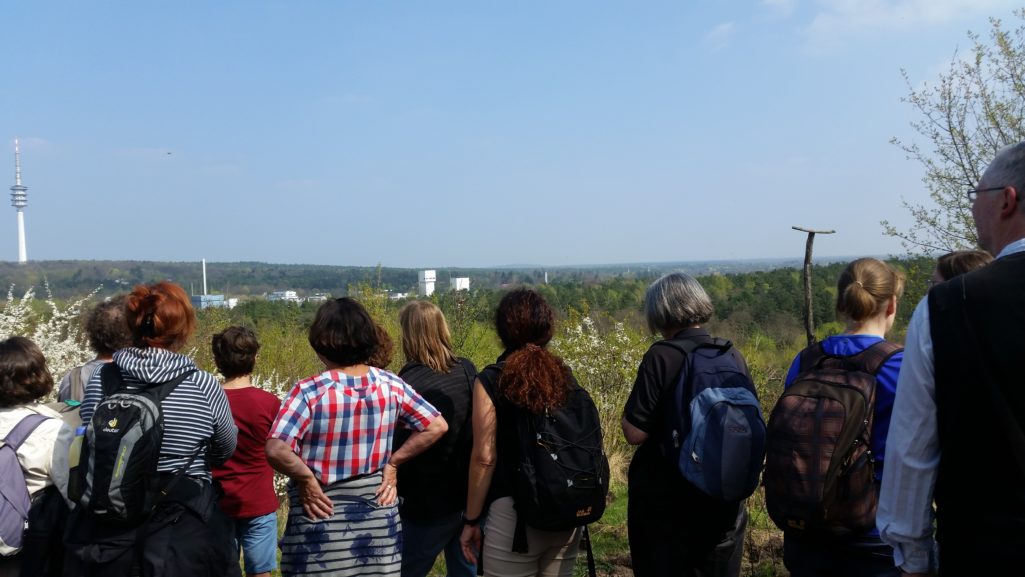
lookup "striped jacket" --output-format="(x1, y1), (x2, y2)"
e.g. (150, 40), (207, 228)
(79, 347), (237, 480)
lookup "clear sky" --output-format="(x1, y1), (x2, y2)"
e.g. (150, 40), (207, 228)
(1, 1), (1019, 267)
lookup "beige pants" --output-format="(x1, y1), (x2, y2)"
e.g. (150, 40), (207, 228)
(482, 497), (582, 577)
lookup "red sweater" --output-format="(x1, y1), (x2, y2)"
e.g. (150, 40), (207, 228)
(213, 386), (282, 518)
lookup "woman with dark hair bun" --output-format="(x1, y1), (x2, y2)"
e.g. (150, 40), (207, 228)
(0, 336), (72, 577)
(69, 281), (239, 577)
(266, 297), (449, 577)
(459, 289), (586, 577)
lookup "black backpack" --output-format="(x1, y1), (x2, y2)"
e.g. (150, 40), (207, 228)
(484, 364), (609, 554)
(76, 363), (195, 525)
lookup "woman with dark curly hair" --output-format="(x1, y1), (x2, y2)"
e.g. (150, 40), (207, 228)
(266, 297), (448, 577)
(0, 336), (73, 577)
(57, 296), (132, 402)
(459, 289), (587, 577)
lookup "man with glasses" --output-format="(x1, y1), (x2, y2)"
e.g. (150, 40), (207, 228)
(877, 141), (1025, 576)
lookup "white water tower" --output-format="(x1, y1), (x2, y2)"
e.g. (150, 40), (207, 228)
(418, 270), (436, 297)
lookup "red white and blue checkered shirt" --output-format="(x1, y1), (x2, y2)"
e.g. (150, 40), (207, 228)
(269, 367), (440, 485)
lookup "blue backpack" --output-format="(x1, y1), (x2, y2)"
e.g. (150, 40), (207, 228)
(659, 337), (766, 501)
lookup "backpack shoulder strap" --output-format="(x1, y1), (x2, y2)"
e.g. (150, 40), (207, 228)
(478, 362), (503, 391)
(849, 341), (903, 375)
(68, 365), (86, 402)
(99, 362), (124, 397)
(150, 369), (198, 404)
(796, 341), (829, 373)
(656, 334), (729, 357)
(2, 413), (51, 451)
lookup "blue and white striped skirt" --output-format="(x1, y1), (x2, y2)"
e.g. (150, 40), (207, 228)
(279, 471), (401, 577)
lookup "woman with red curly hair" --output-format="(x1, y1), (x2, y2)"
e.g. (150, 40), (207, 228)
(458, 289), (585, 577)
(68, 281), (239, 577)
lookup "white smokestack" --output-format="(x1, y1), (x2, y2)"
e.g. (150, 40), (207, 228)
(202, 259), (208, 295)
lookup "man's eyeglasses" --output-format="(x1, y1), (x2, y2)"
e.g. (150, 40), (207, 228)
(967, 186), (1006, 202)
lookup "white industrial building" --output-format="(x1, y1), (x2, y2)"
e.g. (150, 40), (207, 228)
(268, 290), (302, 303)
(418, 270), (436, 297)
(450, 277), (470, 291)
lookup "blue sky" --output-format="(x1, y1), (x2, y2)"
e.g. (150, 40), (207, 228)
(1, 1), (1019, 267)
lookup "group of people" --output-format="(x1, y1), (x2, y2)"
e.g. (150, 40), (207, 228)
(1, 141), (1024, 577)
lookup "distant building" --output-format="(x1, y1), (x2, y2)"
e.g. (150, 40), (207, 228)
(191, 294), (227, 310)
(418, 270), (436, 297)
(450, 277), (470, 291)
(306, 293), (329, 303)
(389, 292), (409, 300)
(268, 290), (302, 303)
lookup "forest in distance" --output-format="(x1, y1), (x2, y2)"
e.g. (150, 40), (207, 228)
(1, 254), (881, 301)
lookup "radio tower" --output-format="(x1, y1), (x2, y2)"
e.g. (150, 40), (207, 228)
(10, 138), (28, 263)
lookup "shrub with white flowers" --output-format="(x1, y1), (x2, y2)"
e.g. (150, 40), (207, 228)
(552, 309), (649, 460)
(0, 284), (98, 398)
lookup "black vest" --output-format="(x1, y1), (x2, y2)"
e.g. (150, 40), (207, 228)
(929, 251), (1025, 574)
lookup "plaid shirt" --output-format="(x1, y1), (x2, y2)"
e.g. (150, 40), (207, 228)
(270, 367), (440, 484)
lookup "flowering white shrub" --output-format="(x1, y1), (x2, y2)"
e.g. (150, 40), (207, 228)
(252, 370), (298, 499)
(0, 284), (98, 398)
(552, 312), (649, 461)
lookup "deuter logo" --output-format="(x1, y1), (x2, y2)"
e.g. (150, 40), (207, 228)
(102, 418), (120, 434)
(575, 506), (593, 517)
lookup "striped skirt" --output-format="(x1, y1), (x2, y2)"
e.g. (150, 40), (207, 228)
(280, 471), (402, 577)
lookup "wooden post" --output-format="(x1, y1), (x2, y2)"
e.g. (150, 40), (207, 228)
(792, 226), (835, 347)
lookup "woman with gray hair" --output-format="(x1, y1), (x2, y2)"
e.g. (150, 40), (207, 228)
(621, 272), (751, 577)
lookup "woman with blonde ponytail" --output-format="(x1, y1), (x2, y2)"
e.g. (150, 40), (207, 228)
(779, 258), (906, 577)
(459, 289), (585, 577)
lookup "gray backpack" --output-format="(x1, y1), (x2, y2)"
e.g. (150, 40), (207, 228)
(0, 413), (50, 556)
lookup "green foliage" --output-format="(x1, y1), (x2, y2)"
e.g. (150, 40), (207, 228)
(886, 9), (1025, 254)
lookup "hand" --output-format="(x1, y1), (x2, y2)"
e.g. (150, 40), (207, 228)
(375, 463), (399, 506)
(298, 477), (333, 520)
(460, 524), (482, 565)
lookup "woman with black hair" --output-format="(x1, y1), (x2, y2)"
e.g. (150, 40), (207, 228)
(266, 297), (448, 577)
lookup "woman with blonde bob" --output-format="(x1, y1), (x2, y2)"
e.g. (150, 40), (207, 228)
(779, 258), (906, 577)
(395, 301), (478, 577)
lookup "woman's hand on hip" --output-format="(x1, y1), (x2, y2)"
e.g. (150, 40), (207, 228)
(298, 477), (333, 520)
(375, 462), (399, 506)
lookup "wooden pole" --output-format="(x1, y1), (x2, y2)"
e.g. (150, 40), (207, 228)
(792, 226), (836, 347)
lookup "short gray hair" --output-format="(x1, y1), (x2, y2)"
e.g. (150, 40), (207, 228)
(644, 272), (714, 334)
(985, 141), (1025, 213)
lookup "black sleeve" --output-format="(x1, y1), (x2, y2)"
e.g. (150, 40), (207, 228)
(622, 345), (679, 434)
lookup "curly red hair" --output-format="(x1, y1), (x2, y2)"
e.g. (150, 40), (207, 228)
(495, 289), (570, 412)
